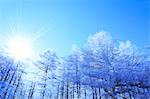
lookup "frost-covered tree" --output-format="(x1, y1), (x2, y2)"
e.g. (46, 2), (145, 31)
(113, 41), (150, 98)
(0, 50), (25, 99)
(35, 49), (59, 99)
(0, 31), (149, 99)
(64, 44), (83, 99)
(80, 31), (118, 98)
(76, 31), (150, 98)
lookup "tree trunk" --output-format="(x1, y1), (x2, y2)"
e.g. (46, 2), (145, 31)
(66, 81), (69, 99)
(72, 84), (74, 99)
(128, 91), (132, 99)
(98, 88), (102, 99)
(95, 88), (97, 99)
(92, 87), (95, 99)
(104, 88), (117, 99)
(60, 82), (64, 99)
(56, 84), (60, 99)
(84, 89), (87, 99)
(14, 73), (22, 98)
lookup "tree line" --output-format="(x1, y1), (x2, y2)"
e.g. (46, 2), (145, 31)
(0, 31), (149, 99)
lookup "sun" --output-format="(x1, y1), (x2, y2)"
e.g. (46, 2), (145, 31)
(6, 37), (32, 61)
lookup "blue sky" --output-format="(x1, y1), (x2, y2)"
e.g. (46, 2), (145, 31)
(0, 0), (149, 56)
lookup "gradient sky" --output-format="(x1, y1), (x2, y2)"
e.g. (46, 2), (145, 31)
(0, 0), (149, 56)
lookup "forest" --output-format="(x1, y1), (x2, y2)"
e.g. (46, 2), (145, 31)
(0, 31), (149, 99)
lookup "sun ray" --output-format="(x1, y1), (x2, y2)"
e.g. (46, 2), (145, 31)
(32, 24), (56, 42)
(17, 0), (22, 34)
(7, 22), (16, 35)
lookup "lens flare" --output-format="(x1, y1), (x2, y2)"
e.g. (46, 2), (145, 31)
(6, 37), (32, 61)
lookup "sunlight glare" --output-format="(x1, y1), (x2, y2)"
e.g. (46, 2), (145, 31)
(6, 37), (32, 61)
